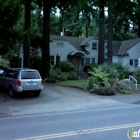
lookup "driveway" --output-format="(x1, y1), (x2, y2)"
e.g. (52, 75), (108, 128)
(0, 83), (140, 117)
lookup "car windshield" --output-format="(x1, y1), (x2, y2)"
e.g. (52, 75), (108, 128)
(21, 71), (40, 79)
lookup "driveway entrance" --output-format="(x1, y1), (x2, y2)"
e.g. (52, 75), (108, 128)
(0, 83), (140, 117)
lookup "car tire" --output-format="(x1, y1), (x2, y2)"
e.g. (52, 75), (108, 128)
(9, 87), (15, 98)
(34, 91), (41, 97)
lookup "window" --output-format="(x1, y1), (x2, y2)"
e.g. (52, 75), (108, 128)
(92, 43), (97, 49)
(50, 56), (54, 65)
(129, 60), (133, 66)
(12, 71), (18, 79)
(85, 58), (90, 64)
(56, 42), (64, 47)
(21, 71), (40, 79)
(129, 59), (138, 67)
(134, 60), (138, 67)
(56, 55), (61, 64)
(3, 70), (13, 78)
(81, 58), (84, 66)
(92, 58), (96, 64)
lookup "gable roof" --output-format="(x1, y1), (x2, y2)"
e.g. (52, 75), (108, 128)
(50, 35), (84, 51)
(118, 38), (140, 54)
(50, 35), (98, 52)
(112, 38), (140, 55)
(50, 35), (140, 56)
(112, 41), (122, 54)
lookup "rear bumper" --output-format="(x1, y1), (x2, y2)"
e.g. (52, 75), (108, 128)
(22, 89), (41, 93)
(14, 86), (43, 93)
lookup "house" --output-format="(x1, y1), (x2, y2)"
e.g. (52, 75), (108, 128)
(49, 35), (106, 72)
(112, 38), (140, 72)
(19, 35), (140, 72)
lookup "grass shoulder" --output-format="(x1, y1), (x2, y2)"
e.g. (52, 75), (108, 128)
(55, 80), (88, 90)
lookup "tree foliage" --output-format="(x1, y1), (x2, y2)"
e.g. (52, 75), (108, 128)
(0, 0), (21, 55)
(1, 0), (140, 78)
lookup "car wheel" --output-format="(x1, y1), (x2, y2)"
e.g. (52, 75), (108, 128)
(34, 91), (41, 97)
(9, 87), (15, 98)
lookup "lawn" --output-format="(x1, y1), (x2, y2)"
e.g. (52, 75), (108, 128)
(55, 80), (88, 89)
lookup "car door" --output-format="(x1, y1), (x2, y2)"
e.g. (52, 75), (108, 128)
(0, 70), (13, 89)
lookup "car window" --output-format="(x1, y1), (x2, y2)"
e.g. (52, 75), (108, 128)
(21, 71), (40, 79)
(3, 70), (13, 78)
(12, 71), (18, 79)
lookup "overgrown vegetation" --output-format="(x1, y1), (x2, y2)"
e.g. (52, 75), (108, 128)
(0, 58), (9, 69)
(88, 62), (135, 95)
(132, 68), (140, 84)
(49, 61), (78, 83)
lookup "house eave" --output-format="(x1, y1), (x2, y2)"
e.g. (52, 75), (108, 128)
(68, 51), (86, 56)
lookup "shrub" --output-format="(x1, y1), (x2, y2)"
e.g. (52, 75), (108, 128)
(91, 86), (116, 95)
(83, 64), (98, 75)
(67, 71), (78, 80)
(0, 58), (9, 68)
(112, 62), (130, 79)
(60, 72), (68, 81)
(57, 61), (74, 72)
(100, 63), (119, 79)
(132, 68), (140, 84)
(49, 68), (60, 83)
(88, 76), (95, 90)
(116, 80), (134, 94)
(88, 66), (109, 86)
(49, 68), (78, 83)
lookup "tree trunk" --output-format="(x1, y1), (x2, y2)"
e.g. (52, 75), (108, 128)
(42, 0), (50, 79)
(138, 0), (140, 37)
(108, 0), (112, 63)
(23, 0), (31, 68)
(98, 1), (105, 64)
(138, 21), (140, 37)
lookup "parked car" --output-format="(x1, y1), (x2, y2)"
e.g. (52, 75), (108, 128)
(0, 68), (43, 97)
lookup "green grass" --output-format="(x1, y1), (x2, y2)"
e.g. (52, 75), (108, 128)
(55, 80), (88, 89)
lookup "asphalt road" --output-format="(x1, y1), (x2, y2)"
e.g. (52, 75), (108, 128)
(0, 83), (140, 140)
(0, 105), (140, 140)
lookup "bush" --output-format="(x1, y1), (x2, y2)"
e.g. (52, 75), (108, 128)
(67, 71), (78, 80)
(132, 68), (140, 84)
(91, 86), (116, 95)
(0, 58), (9, 68)
(88, 76), (95, 90)
(49, 68), (78, 83)
(117, 80), (134, 90)
(49, 68), (59, 83)
(100, 63), (119, 79)
(88, 66), (109, 87)
(112, 62), (130, 79)
(60, 72), (68, 81)
(83, 64), (98, 75)
(57, 61), (74, 72)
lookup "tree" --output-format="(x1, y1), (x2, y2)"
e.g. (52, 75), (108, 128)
(108, 0), (112, 63)
(0, 0), (21, 55)
(98, 0), (105, 64)
(23, 0), (31, 68)
(41, 0), (78, 79)
(41, 0), (50, 79)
